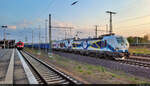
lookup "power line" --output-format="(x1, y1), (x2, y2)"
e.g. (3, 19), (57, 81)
(116, 22), (150, 29)
(30, 0), (55, 26)
(115, 14), (150, 23)
(51, 26), (73, 39)
(37, 0), (55, 18)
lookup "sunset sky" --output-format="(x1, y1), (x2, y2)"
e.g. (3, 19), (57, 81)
(0, 0), (150, 43)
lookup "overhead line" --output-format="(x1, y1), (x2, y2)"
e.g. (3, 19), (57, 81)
(30, 0), (55, 26)
(116, 22), (150, 29)
(115, 14), (150, 23)
(37, 0), (55, 18)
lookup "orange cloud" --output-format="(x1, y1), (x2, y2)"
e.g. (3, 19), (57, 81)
(8, 25), (16, 29)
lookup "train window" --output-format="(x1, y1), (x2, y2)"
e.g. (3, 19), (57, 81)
(116, 37), (125, 44)
(18, 43), (23, 45)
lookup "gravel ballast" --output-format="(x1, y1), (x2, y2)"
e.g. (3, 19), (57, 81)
(54, 51), (150, 79)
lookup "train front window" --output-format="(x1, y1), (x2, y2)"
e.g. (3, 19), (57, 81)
(18, 43), (22, 45)
(116, 37), (125, 44)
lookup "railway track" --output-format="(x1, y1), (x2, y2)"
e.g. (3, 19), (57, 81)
(132, 53), (150, 58)
(19, 50), (82, 84)
(117, 58), (150, 69)
(128, 56), (150, 62)
(55, 50), (150, 69)
(116, 55), (150, 69)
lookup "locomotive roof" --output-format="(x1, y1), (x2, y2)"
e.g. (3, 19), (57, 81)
(74, 37), (103, 41)
(74, 33), (115, 41)
(56, 33), (116, 42)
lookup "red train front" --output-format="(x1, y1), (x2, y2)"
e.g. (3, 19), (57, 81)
(16, 41), (24, 50)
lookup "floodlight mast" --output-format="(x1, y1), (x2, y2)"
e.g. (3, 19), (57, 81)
(106, 11), (116, 35)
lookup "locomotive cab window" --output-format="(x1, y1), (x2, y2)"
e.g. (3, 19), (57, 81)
(18, 43), (23, 45)
(116, 37), (125, 45)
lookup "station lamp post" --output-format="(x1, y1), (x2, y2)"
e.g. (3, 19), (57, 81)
(1, 25), (7, 49)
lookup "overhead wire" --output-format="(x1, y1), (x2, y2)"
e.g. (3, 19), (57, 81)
(110, 0), (150, 33)
(115, 14), (150, 23)
(30, 0), (55, 26)
(116, 22), (150, 29)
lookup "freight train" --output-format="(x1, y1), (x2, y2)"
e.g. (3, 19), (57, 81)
(25, 34), (130, 60)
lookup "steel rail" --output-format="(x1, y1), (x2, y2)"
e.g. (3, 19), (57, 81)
(20, 50), (82, 84)
(117, 59), (150, 69)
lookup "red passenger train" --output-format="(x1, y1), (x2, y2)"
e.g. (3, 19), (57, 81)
(16, 41), (24, 50)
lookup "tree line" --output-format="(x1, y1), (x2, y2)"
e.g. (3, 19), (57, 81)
(127, 35), (149, 44)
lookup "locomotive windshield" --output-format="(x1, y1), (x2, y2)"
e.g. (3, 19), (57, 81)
(116, 37), (126, 44)
(17, 43), (22, 45)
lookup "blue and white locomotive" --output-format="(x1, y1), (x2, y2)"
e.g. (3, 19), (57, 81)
(53, 34), (130, 60)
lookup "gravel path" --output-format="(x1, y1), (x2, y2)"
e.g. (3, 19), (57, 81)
(54, 51), (150, 79)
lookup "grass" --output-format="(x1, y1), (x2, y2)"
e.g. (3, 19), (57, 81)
(49, 55), (150, 84)
(25, 48), (150, 84)
(129, 47), (150, 54)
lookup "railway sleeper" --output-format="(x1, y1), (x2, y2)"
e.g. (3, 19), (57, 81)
(47, 79), (66, 84)
(44, 74), (58, 77)
(49, 76), (62, 79)
(61, 81), (70, 84)
(46, 78), (64, 82)
(44, 76), (63, 81)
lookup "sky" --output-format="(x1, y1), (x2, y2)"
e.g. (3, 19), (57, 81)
(0, 0), (150, 43)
